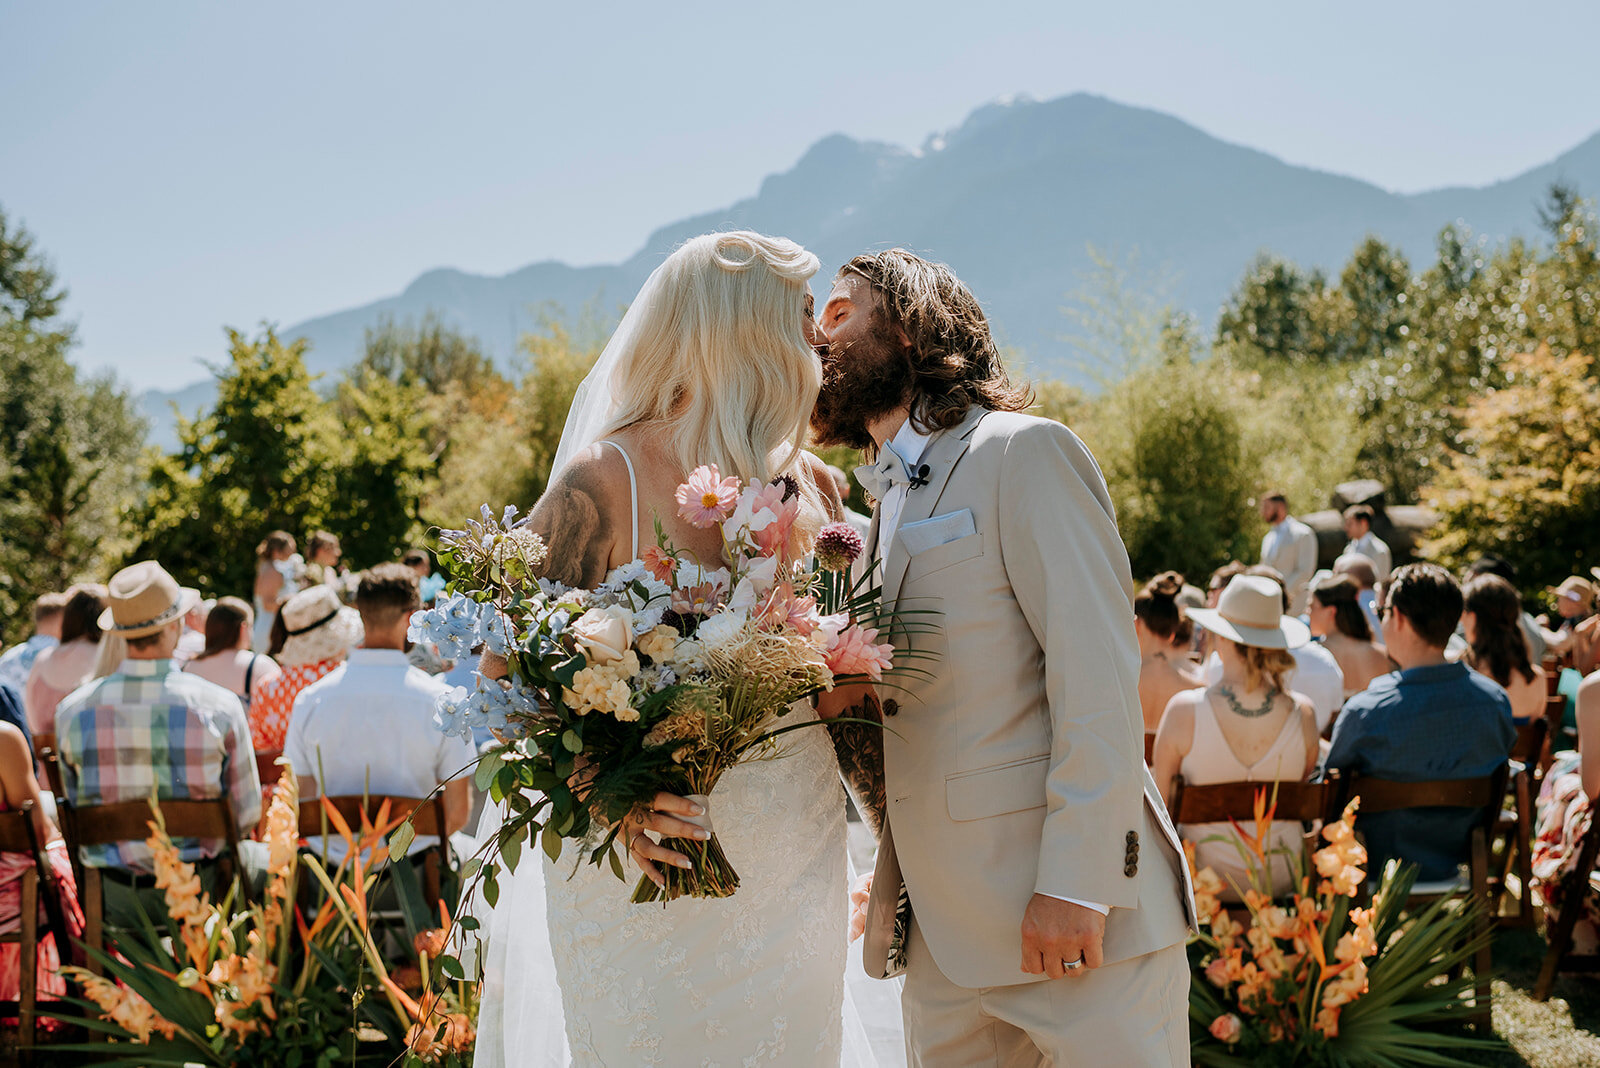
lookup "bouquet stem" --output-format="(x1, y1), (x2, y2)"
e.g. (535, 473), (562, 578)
(630, 832), (739, 903)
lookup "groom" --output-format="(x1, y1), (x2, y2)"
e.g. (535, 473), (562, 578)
(813, 250), (1195, 1066)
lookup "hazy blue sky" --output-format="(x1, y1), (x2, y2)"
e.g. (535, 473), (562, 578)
(4, 0), (1597, 389)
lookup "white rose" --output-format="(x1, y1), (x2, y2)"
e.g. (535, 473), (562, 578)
(571, 606), (634, 664)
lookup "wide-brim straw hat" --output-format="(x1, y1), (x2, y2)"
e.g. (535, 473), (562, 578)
(1185, 575), (1310, 651)
(97, 561), (202, 640)
(278, 585), (363, 666)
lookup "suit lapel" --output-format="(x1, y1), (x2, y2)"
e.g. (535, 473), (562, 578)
(882, 407), (987, 608)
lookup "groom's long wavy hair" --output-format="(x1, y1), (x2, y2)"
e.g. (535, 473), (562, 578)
(840, 249), (1032, 433)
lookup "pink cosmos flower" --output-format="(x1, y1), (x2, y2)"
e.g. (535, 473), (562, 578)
(676, 465), (741, 528)
(825, 624), (894, 681)
(642, 544), (677, 583)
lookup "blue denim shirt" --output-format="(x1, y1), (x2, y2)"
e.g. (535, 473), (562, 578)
(1325, 661), (1515, 881)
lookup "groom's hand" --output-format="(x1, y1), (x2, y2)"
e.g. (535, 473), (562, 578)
(1020, 895), (1105, 979)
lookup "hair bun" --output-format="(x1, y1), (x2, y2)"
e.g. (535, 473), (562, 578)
(1146, 571), (1184, 599)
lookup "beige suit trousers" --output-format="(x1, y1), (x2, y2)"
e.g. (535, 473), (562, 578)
(902, 922), (1190, 1068)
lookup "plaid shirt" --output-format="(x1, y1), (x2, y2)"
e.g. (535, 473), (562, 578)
(55, 658), (261, 871)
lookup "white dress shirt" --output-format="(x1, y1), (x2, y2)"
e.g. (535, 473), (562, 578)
(873, 417), (1107, 918)
(1344, 531), (1392, 583)
(1260, 516), (1319, 616)
(285, 648), (476, 864)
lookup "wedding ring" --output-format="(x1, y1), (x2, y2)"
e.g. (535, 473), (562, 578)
(1062, 955), (1085, 971)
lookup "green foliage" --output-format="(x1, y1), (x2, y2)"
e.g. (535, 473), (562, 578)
(1075, 356), (1257, 581)
(502, 315), (608, 508)
(131, 326), (435, 597)
(1420, 346), (1600, 590)
(0, 211), (145, 644)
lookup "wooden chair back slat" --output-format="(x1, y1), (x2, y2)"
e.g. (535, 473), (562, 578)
(1343, 770), (1505, 821)
(1170, 779), (1330, 825)
(32, 731), (66, 800)
(0, 807), (37, 854)
(1511, 717), (1549, 765)
(69, 798), (235, 845)
(256, 749), (284, 789)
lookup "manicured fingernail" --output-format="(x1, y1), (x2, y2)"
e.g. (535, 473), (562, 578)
(675, 858), (693, 869)
(694, 829), (711, 840)
(652, 874), (665, 887)
(689, 803), (705, 815)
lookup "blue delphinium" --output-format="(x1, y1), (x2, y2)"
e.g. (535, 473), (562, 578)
(408, 594), (485, 661)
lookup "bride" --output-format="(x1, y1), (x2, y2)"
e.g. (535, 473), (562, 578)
(469, 231), (892, 1066)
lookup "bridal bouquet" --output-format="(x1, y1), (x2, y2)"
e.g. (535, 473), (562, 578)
(413, 469), (920, 903)
(1186, 793), (1500, 1067)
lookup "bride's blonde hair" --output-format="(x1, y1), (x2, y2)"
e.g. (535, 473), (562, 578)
(601, 232), (821, 485)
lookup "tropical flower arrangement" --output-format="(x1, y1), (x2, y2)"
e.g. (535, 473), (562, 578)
(1186, 792), (1502, 1067)
(45, 769), (476, 1066)
(412, 468), (919, 903)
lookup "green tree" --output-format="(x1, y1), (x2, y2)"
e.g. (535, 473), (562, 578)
(0, 211), (145, 644)
(132, 326), (341, 596)
(1421, 346), (1600, 590)
(327, 369), (437, 567)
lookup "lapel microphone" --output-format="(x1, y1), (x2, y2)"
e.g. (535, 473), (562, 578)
(907, 463), (931, 490)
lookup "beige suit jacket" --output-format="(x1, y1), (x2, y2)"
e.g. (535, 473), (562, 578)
(862, 407), (1196, 989)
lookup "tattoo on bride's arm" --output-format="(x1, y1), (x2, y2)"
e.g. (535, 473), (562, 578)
(529, 471), (613, 589)
(827, 691), (892, 839)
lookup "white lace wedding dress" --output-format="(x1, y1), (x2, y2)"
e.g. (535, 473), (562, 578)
(471, 711), (866, 1067)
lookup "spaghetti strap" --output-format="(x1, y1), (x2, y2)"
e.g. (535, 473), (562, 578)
(597, 440), (640, 560)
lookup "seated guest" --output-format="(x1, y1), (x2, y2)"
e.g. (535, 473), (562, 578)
(285, 564), (476, 866)
(1332, 553), (1382, 637)
(1308, 575), (1393, 703)
(1325, 563), (1516, 883)
(1135, 572), (1202, 734)
(0, 717), (83, 1026)
(1532, 670), (1600, 954)
(1204, 567), (1344, 734)
(1538, 576), (1595, 658)
(1462, 575), (1547, 721)
(1154, 575), (1319, 899)
(0, 593), (67, 695)
(23, 585), (107, 737)
(1464, 555), (1546, 663)
(184, 597), (281, 712)
(54, 562), (263, 922)
(250, 585), (362, 752)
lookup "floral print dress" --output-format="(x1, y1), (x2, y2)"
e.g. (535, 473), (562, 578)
(1531, 752), (1600, 955)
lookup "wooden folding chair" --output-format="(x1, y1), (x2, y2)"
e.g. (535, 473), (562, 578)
(1534, 807), (1600, 1000)
(65, 796), (249, 978)
(31, 732), (65, 803)
(1337, 768), (1508, 1031)
(1490, 717), (1550, 926)
(0, 801), (72, 1065)
(1142, 732), (1155, 767)
(1169, 777), (1332, 893)
(297, 794), (454, 906)
(255, 749), (284, 792)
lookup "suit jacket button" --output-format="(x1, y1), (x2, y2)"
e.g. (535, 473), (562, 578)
(1124, 862), (1138, 877)
(1126, 831), (1139, 845)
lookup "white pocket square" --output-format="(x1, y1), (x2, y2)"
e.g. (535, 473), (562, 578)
(898, 509), (976, 556)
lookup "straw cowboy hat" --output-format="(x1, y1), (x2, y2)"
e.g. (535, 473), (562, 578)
(1185, 575), (1311, 651)
(1552, 576), (1596, 612)
(278, 585), (363, 666)
(97, 561), (202, 640)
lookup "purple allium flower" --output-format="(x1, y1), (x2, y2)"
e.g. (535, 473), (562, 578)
(815, 522), (864, 572)
(772, 473), (801, 502)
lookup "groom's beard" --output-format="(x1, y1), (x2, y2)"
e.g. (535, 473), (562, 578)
(809, 333), (913, 450)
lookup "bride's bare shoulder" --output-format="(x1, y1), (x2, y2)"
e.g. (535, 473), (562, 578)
(524, 444), (630, 588)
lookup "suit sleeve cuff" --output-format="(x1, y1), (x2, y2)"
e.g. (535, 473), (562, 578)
(1039, 893), (1109, 915)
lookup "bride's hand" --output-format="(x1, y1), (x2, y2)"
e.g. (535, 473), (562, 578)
(848, 873), (873, 941)
(624, 792), (709, 887)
